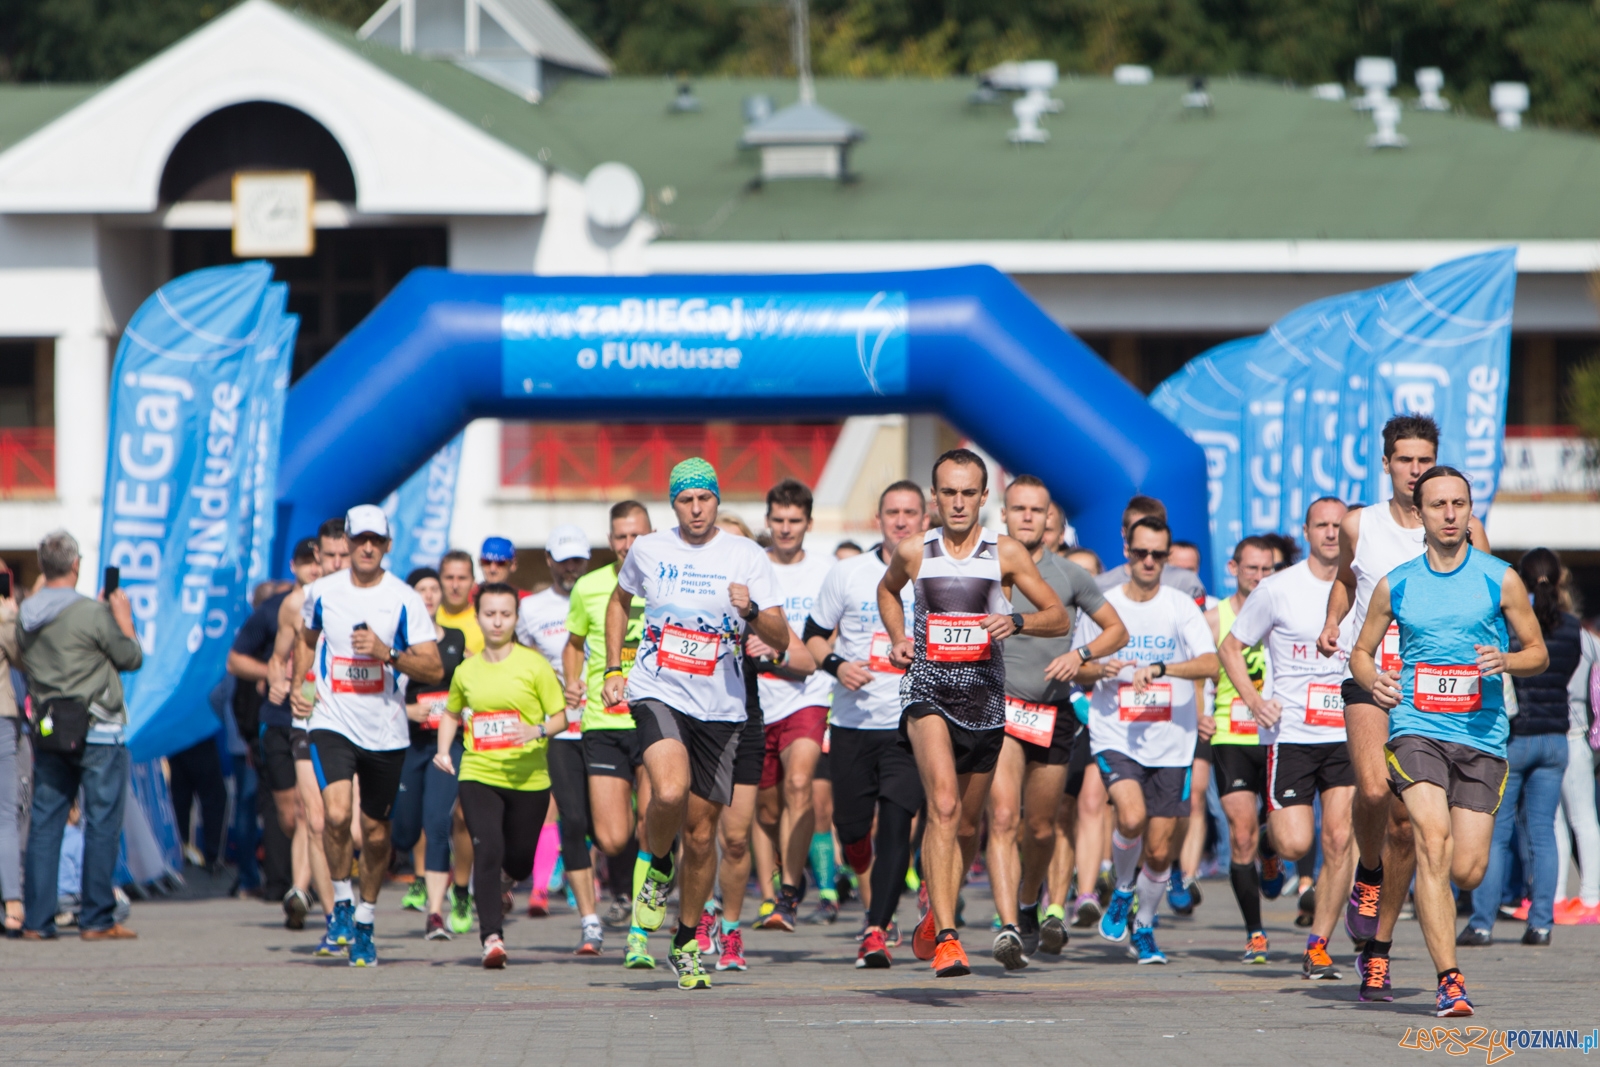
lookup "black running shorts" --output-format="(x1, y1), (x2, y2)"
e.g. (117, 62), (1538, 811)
(899, 701), (1004, 777)
(308, 729), (406, 821)
(583, 728), (645, 780)
(1212, 743), (1269, 797)
(1267, 741), (1355, 810)
(631, 699), (742, 807)
(259, 724), (298, 794)
(829, 725), (924, 844)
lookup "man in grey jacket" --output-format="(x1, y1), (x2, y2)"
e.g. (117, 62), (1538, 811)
(20, 529), (143, 940)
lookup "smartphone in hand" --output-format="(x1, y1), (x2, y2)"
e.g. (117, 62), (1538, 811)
(0, 573), (11, 599)
(103, 566), (120, 597)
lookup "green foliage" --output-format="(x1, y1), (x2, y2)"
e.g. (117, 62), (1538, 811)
(2, 0), (1600, 134)
(1571, 356), (1600, 444)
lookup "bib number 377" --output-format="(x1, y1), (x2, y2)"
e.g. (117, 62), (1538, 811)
(926, 614), (990, 662)
(1414, 664), (1482, 713)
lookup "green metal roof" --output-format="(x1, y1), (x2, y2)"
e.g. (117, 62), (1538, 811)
(0, 85), (99, 154)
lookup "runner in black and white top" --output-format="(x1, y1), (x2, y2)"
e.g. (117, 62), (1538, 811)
(1075, 515), (1218, 966)
(804, 480), (926, 969)
(985, 475), (1127, 970)
(1223, 495), (1355, 982)
(879, 448), (1068, 978)
(600, 457), (800, 991)
(516, 523), (604, 955)
(290, 505), (442, 968)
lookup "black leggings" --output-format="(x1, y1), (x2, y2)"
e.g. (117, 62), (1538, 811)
(865, 800), (918, 931)
(547, 739), (592, 872)
(169, 738), (228, 864)
(456, 780), (551, 942)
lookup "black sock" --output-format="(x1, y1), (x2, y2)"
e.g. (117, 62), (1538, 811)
(1230, 862), (1263, 934)
(1356, 861), (1383, 885)
(1438, 968), (1462, 982)
(610, 839), (639, 900)
(936, 928), (958, 943)
(674, 919), (697, 949)
(651, 851), (674, 877)
(1019, 901), (1038, 921)
(1367, 938), (1392, 958)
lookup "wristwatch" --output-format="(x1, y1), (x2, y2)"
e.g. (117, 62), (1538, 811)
(740, 601), (760, 622)
(1010, 612), (1024, 634)
(1076, 645), (1094, 662)
(386, 646), (400, 666)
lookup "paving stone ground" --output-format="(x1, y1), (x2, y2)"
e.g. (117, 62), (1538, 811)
(5, 869), (1595, 1066)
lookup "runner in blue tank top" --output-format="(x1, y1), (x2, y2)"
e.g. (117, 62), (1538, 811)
(1352, 466), (1547, 1020)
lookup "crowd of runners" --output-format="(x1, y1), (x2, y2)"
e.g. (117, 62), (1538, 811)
(234, 411), (1600, 1019)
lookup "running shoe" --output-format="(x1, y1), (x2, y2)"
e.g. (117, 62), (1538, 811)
(315, 915), (346, 957)
(912, 907), (939, 961)
(329, 899), (356, 946)
(633, 862), (673, 933)
(527, 891), (549, 918)
(1095, 868), (1115, 907)
(1356, 948), (1393, 1002)
(1038, 909), (1068, 956)
(761, 886), (798, 931)
(1435, 972), (1474, 1017)
(425, 912), (450, 941)
(1072, 893), (1102, 928)
(348, 921), (377, 967)
(624, 930), (656, 969)
(1508, 898), (1531, 921)
(401, 880), (426, 912)
(856, 928), (892, 969)
(1259, 855), (1285, 900)
(884, 920), (901, 947)
(1098, 888), (1134, 944)
(716, 927), (747, 972)
(576, 918), (604, 956)
(481, 933), (507, 969)
(1186, 879), (1203, 908)
(805, 898), (840, 925)
(992, 925), (1027, 971)
(448, 886), (474, 935)
(668, 940), (712, 990)
(755, 900), (777, 926)
(602, 898), (632, 930)
(1017, 904), (1041, 956)
(1129, 926), (1166, 964)
(1302, 936), (1340, 979)
(1241, 931), (1269, 964)
(694, 907), (721, 955)
(1345, 872), (1381, 944)
(932, 936), (971, 977)
(283, 887), (310, 930)
(1167, 870), (1194, 916)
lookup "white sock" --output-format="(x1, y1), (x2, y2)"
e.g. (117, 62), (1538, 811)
(1111, 831), (1142, 890)
(333, 879), (355, 904)
(582, 912), (600, 927)
(354, 900), (376, 925)
(1135, 865), (1169, 929)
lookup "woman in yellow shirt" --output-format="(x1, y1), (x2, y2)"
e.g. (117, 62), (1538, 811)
(434, 582), (566, 968)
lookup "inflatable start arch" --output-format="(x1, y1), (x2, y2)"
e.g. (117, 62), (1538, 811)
(274, 265), (1207, 573)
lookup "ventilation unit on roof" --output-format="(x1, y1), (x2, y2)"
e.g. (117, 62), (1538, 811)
(1414, 68), (1449, 111)
(1182, 76), (1212, 112)
(1367, 98), (1407, 149)
(1311, 83), (1346, 101)
(1008, 93), (1049, 144)
(979, 60), (1061, 115)
(1113, 65), (1154, 85)
(1352, 56), (1396, 111)
(1491, 82), (1529, 130)
(739, 0), (865, 181)
(670, 82), (701, 112)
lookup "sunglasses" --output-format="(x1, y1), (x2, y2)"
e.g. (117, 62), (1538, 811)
(1129, 548), (1170, 562)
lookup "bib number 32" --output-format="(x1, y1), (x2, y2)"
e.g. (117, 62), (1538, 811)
(658, 624), (719, 676)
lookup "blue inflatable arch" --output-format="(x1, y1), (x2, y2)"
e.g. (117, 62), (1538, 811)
(274, 265), (1207, 575)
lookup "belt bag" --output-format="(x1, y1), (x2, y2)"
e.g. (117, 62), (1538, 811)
(33, 696), (90, 754)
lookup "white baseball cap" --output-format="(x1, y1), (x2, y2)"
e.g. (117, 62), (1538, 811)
(546, 524), (591, 562)
(344, 504), (390, 539)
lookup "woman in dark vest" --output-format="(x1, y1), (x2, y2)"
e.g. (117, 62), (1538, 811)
(1460, 548), (1578, 946)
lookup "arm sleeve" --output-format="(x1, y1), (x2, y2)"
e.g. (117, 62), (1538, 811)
(1226, 583), (1275, 649)
(1178, 595), (1219, 657)
(616, 545), (647, 598)
(1065, 561), (1107, 615)
(809, 566), (847, 631)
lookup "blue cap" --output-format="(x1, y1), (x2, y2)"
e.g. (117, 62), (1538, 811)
(480, 536), (516, 562)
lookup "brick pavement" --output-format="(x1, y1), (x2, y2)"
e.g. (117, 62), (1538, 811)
(5, 873), (1594, 1066)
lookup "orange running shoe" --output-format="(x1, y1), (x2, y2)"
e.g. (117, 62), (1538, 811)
(1241, 931), (1269, 965)
(912, 908), (938, 961)
(932, 937), (971, 977)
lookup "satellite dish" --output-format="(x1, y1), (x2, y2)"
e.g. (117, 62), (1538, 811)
(585, 162), (644, 230)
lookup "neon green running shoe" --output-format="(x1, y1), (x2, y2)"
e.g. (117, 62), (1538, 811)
(668, 940), (712, 990)
(448, 885), (474, 935)
(624, 930), (656, 969)
(633, 863), (672, 932)
(400, 880), (427, 912)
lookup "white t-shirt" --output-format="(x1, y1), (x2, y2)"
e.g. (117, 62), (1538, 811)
(808, 547), (915, 731)
(1079, 583), (1216, 768)
(1227, 561), (1351, 745)
(757, 550), (835, 725)
(517, 586), (581, 740)
(618, 527), (781, 723)
(303, 569), (436, 751)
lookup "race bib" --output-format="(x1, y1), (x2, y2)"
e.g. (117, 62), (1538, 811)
(925, 614), (990, 662)
(1227, 698), (1257, 736)
(329, 655), (384, 695)
(1004, 697), (1057, 747)
(470, 709), (524, 751)
(1118, 682), (1172, 722)
(658, 624), (719, 676)
(1380, 622), (1402, 674)
(1413, 663), (1482, 713)
(414, 691), (448, 730)
(869, 631), (905, 674)
(1305, 682), (1346, 728)
(604, 701), (632, 716)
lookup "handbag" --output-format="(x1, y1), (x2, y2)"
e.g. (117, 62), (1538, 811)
(32, 695), (90, 755)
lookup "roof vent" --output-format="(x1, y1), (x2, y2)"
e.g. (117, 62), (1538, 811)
(1008, 93), (1050, 144)
(1113, 64), (1154, 86)
(743, 94), (775, 124)
(1491, 82), (1529, 130)
(671, 82), (702, 113)
(981, 60), (1061, 117)
(742, 102), (864, 181)
(1414, 68), (1449, 111)
(1367, 98), (1407, 149)
(1352, 56), (1395, 111)
(1181, 76), (1212, 112)
(1310, 83), (1346, 101)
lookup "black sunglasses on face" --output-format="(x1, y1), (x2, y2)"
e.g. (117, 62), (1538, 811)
(1129, 548), (1170, 562)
